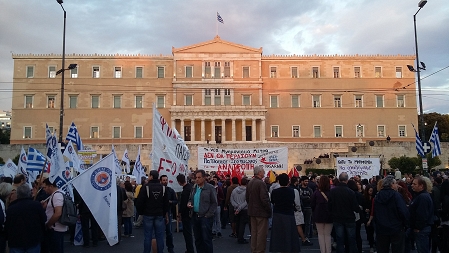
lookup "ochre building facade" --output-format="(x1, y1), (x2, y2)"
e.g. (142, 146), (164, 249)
(11, 36), (418, 146)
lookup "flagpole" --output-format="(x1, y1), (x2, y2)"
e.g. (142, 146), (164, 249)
(216, 16), (218, 36)
(34, 157), (49, 201)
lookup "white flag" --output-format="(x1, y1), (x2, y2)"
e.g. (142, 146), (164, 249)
(64, 141), (82, 173)
(132, 146), (144, 184)
(152, 104), (190, 192)
(121, 149), (130, 173)
(49, 142), (69, 188)
(71, 153), (118, 246)
(18, 147), (27, 176)
(111, 145), (122, 175)
(2, 159), (18, 178)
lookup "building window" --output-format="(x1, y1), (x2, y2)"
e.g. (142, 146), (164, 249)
(204, 89), (211, 105)
(396, 67), (402, 78)
(114, 67), (122, 78)
(113, 95), (121, 108)
(156, 95), (165, 108)
(214, 89), (221, 105)
(312, 95), (321, 108)
(397, 95), (405, 107)
(376, 95), (384, 108)
(355, 95), (363, 108)
(291, 95), (299, 108)
(136, 67), (143, 78)
(334, 95), (342, 108)
(224, 89), (231, 105)
(90, 126), (99, 138)
(135, 126), (143, 138)
(135, 95), (143, 108)
(91, 95), (99, 108)
(224, 62), (230, 77)
(242, 95), (251, 106)
(398, 125), (406, 137)
(270, 95), (278, 108)
(185, 66), (193, 78)
(335, 126), (343, 137)
(26, 66), (34, 78)
(25, 95), (33, 108)
(356, 125), (364, 137)
(312, 67), (319, 78)
(71, 66), (78, 78)
(333, 67), (340, 78)
(271, 126), (279, 137)
(24, 126), (32, 139)
(214, 62), (221, 78)
(292, 125), (300, 137)
(49, 66), (56, 78)
(354, 67), (361, 78)
(113, 127), (121, 138)
(375, 67), (382, 78)
(314, 126), (321, 137)
(92, 66), (100, 78)
(205, 62), (211, 78)
(377, 125), (385, 137)
(69, 95), (77, 109)
(47, 95), (55, 108)
(243, 67), (249, 78)
(270, 67), (277, 78)
(185, 95), (193, 106)
(291, 67), (298, 78)
(157, 66), (165, 78)
(184, 126), (191, 141)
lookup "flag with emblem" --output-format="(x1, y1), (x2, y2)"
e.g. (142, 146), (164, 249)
(49, 139), (69, 188)
(430, 122), (442, 158)
(1, 159), (18, 178)
(26, 147), (47, 172)
(18, 147), (27, 176)
(63, 141), (82, 173)
(71, 153), (118, 246)
(412, 124), (425, 157)
(111, 145), (123, 175)
(121, 149), (130, 173)
(66, 122), (83, 150)
(133, 146), (144, 184)
(46, 124), (57, 157)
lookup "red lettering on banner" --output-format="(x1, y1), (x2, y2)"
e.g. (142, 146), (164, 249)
(160, 116), (177, 139)
(158, 157), (173, 173)
(203, 152), (214, 158)
(217, 163), (255, 171)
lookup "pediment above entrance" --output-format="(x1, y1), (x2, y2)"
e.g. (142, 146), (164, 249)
(172, 35), (262, 54)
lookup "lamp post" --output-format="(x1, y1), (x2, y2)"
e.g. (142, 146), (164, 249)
(56, 0), (66, 144)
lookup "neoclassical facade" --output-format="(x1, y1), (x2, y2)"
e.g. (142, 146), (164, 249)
(10, 36), (418, 146)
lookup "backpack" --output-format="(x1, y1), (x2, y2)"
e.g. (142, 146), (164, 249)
(51, 191), (78, 226)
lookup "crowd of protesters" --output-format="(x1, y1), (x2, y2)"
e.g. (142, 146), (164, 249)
(2, 166), (449, 253)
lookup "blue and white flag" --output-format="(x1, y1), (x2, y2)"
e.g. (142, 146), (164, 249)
(132, 145), (144, 184)
(49, 140), (69, 188)
(430, 122), (442, 158)
(121, 149), (130, 173)
(1, 159), (18, 178)
(18, 147), (27, 176)
(217, 12), (224, 23)
(66, 122), (83, 150)
(27, 147), (47, 172)
(412, 124), (425, 158)
(63, 141), (82, 173)
(71, 153), (118, 246)
(46, 124), (57, 157)
(111, 145), (123, 175)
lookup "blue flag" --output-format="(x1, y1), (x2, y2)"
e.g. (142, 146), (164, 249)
(217, 12), (224, 24)
(66, 122), (83, 150)
(412, 124), (425, 158)
(430, 122), (442, 158)
(26, 147), (47, 172)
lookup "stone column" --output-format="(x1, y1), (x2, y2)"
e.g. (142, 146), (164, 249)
(201, 119), (205, 141)
(232, 119), (236, 142)
(191, 119), (195, 142)
(180, 119), (185, 139)
(211, 119), (216, 144)
(252, 119), (256, 141)
(260, 119), (266, 142)
(173, 88), (177, 105)
(222, 119), (226, 143)
(171, 119), (176, 131)
(241, 119), (246, 141)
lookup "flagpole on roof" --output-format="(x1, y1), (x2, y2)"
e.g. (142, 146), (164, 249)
(216, 12), (218, 36)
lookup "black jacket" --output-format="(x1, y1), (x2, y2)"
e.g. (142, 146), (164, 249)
(409, 190), (434, 230)
(328, 183), (360, 223)
(5, 198), (46, 248)
(135, 179), (169, 217)
(179, 183), (193, 218)
(373, 187), (409, 235)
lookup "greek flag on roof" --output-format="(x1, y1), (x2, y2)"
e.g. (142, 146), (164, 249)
(27, 147), (47, 172)
(217, 12), (224, 23)
(66, 122), (83, 150)
(412, 124), (425, 158)
(430, 122), (442, 158)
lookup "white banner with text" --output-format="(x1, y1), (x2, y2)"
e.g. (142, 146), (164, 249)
(336, 157), (380, 179)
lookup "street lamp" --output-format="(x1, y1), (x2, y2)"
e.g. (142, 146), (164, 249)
(407, 0), (427, 143)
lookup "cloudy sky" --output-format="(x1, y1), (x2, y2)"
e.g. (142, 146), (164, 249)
(1, 0), (448, 113)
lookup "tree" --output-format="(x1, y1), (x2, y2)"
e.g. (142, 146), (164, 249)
(0, 157), (4, 164)
(388, 156), (419, 174)
(423, 112), (449, 142)
(0, 128), (10, 144)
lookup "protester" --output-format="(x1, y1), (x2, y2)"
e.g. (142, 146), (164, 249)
(160, 175), (177, 253)
(7, 174), (26, 207)
(134, 176), (147, 228)
(311, 175), (333, 253)
(211, 177), (224, 238)
(74, 188), (100, 248)
(246, 165), (272, 253)
(176, 174), (194, 253)
(293, 179), (313, 246)
(0, 182), (12, 253)
(348, 179), (365, 253)
(117, 178), (128, 243)
(269, 173), (300, 253)
(439, 180), (449, 252)
(123, 181), (135, 238)
(230, 177), (249, 244)
(363, 184), (375, 252)
(328, 172), (359, 253)
(5, 184), (46, 253)
(299, 176), (314, 239)
(373, 175), (409, 253)
(188, 169), (217, 253)
(224, 177), (239, 238)
(135, 170), (169, 253)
